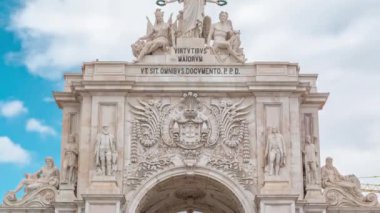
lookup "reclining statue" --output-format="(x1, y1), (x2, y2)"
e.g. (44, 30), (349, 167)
(321, 157), (378, 207)
(3, 157), (59, 207)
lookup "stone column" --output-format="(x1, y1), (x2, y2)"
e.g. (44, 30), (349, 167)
(77, 94), (92, 197)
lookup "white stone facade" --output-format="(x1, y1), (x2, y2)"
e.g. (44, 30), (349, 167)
(1, 60), (379, 213)
(1, 4), (379, 213)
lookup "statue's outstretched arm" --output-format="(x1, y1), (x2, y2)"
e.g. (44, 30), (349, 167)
(165, 0), (177, 4)
(206, 0), (218, 3)
(32, 169), (43, 178)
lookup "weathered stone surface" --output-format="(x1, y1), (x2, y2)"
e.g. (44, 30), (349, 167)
(2, 2), (379, 213)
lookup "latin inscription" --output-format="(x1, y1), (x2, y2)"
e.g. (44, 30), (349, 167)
(140, 67), (241, 75)
(174, 48), (207, 63)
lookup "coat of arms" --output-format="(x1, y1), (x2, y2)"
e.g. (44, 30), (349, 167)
(162, 92), (218, 149)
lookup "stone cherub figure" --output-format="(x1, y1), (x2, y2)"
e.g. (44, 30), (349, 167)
(132, 9), (174, 62)
(265, 127), (286, 176)
(6, 157), (59, 200)
(95, 125), (118, 176)
(62, 134), (78, 185)
(207, 11), (246, 63)
(303, 135), (318, 185)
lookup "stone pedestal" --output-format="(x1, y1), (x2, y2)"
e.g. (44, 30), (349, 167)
(54, 184), (77, 213)
(57, 184), (76, 202)
(54, 202), (77, 213)
(82, 194), (125, 213)
(176, 37), (205, 47)
(88, 175), (119, 194)
(297, 201), (328, 213)
(305, 185), (324, 203)
(261, 175), (291, 194)
(304, 203), (328, 213)
(256, 195), (298, 213)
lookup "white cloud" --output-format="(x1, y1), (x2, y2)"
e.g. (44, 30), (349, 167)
(0, 100), (28, 118)
(0, 136), (31, 165)
(26, 118), (57, 136)
(7, 0), (380, 178)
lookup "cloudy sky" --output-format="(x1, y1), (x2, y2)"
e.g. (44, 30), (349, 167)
(1, 0), (380, 197)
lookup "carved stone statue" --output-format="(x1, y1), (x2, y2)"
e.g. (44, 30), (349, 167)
(62, 134), (78, 185)
(265, 128), (286, 176)
(4, 157), (59, 207)
(303, 135), (318, 185)
(321, 157), (362, 197)
(95, 125), (117, 176)
(164, 0), (219, 38)
(132, 9), (174, 62)
(207, 11), (246, 63)
(321, 157), (378, 207)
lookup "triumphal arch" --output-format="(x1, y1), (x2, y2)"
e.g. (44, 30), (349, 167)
(2, 1), (380, 213)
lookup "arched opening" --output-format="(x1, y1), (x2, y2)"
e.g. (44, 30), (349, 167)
(136, 175), (246, 213)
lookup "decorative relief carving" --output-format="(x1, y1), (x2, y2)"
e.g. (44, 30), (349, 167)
(321, 157), (378, 207)
(130, 99), (167, 148)
(3, 157), (59, 207)
(125, 93), (256, 190)
(161, 92), (218, 149)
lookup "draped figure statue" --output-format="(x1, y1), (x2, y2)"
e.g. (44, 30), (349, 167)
(165, 0), (218, 37)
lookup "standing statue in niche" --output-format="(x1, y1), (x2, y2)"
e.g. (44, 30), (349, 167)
(164, 0), (220, 38)
(6, 157), (59, 200)
(62, 134), (78, 185)
(132, 9), (174, 62)
(303, 135), (318, 185)
(265, 128), (286, 176)
(207, 11), (246, 63)
(95, 125), (118, 176)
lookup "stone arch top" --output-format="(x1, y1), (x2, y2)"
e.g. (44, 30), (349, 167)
(127, 167), (256, 213)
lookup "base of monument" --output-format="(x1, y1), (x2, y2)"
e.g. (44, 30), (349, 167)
(82, 194), (125, 213)
(255, 194), (299, 213)
(88, 175), (119, 194)
(53, 201), (77, 213)
(261, 175), (291, 194)
(305, 185), (325, 202)
(56, 184), (76, 202)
